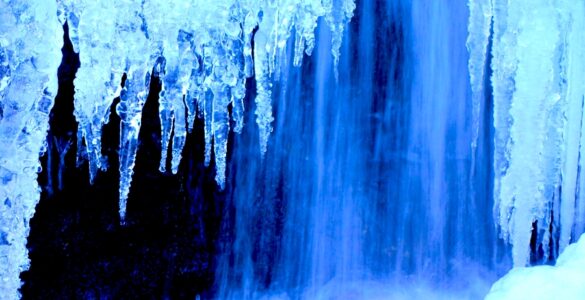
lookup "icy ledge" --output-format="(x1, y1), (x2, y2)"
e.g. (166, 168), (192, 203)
(485, 233), (585, 299)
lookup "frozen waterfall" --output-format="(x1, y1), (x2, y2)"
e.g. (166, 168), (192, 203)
(2, 0), (585, 299)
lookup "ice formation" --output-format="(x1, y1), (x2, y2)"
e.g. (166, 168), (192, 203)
(0, 1), (62, 298)
(57, 0), (355, 220)
(3, 0), (585, 298)
(0, 0), (354, 298)
(466, 0), (491, 159)
(471, 0), (585, 266)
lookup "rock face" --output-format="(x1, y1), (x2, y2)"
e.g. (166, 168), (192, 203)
(486, 234), (585, 300)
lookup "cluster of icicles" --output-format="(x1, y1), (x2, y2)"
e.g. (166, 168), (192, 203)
(468, 0), (585, 267)
(58, 0), (355, 221)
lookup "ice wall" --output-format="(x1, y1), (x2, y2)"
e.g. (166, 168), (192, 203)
(471, 0), (585, 266)
(0, 1), (62, 299)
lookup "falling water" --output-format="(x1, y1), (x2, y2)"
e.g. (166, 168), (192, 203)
(216, 0), (510, 298)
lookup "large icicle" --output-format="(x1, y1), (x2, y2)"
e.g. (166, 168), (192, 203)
(253, 11), (275, 155)
(67, 0), (151, 223)
(491, 0), (561, 266)
(489, 0), (585, 266)
(466, 0), (492, 158)
(72, 1), (125, 183)
(117, 66), (150, 223)
(0, 1), (62, 299)
(558, 0), (585, 253)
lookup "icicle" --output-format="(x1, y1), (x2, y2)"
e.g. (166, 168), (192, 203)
(559, 1), (585, 252)
(492, 0), (561, 266)
(491, 0), (515, 247)
(158, 57), (174, 173)
(231, 78), (246, 133)
(293, 30), (306, 67)
(466, 0), (492, 160)
(117, 66), (150, 223)
(74, 68), (123, 183)
(72, 0), (124, 182)
(212, 83), (230, 188)
(203, 89), (214, 167)
(158, 97), (174, 172)
(170, 92), (187, 173)
(324, 0), (356, 80)
(253, 23), (275, 155)
(243, 11), (258, 78)
(187, 52), (203, 132)
(170, 32), (197, 173)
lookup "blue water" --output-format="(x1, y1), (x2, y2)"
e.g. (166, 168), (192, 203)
(216, 0), (511, 298)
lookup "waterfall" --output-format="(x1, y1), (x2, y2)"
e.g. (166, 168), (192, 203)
(215, 0), (507, 298)
(4, 0), (585, 298)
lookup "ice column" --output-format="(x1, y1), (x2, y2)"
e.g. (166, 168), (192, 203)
(466, 0), (492, 157)
(558, 0), (585, 253)
(487, 0), (585, 266)
(0, 1), (62, 298)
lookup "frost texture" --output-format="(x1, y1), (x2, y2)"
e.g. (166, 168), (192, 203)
(486, 0), (585, 266)
(0, 0), (62, 299)
(58, 0), (355, 220)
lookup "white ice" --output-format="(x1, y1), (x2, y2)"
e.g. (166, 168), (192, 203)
(1, 0), (355, 298)
(489, 0), (585, 266)
(59, 0), (355, 219)
(0, 1), (62, 299)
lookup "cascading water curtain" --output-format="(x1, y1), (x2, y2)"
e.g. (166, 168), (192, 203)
(3, 0), (585, 299)
(215, 0), (505, 298)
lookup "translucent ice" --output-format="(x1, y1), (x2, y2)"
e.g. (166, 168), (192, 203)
(0, 1), (62, 298)
(58, 0), (355, 219)
(1, 1), (356, 298)
(487, 0), (585, 266)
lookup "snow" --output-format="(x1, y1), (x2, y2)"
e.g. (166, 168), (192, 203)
(486, 233), (585, 300)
